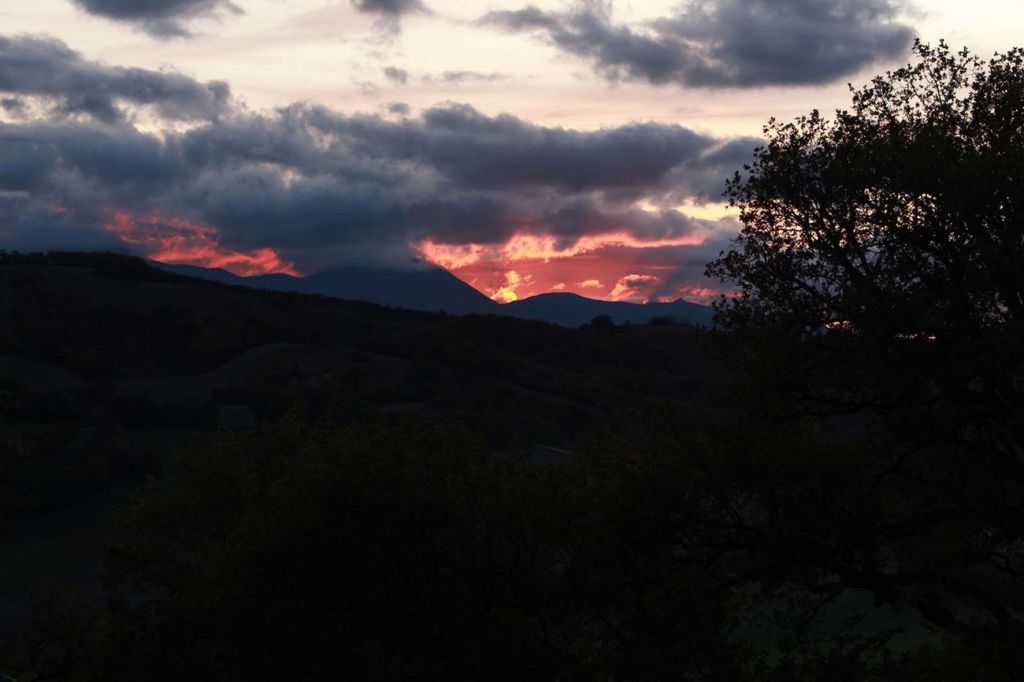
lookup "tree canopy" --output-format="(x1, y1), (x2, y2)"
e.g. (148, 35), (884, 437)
(709, 40), (1024, 448)
(708, 39), (1024, 651)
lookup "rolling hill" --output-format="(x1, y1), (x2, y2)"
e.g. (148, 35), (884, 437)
(0, 251), (715, 630)
(504, 292), (715, 327)
(154, 261), (715, 327)
(156, 262), (502, 315)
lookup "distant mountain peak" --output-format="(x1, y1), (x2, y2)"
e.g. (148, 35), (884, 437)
(151, 261), (713, 327)
(506, 291), (714, 327)
(153, 260), (499, 315)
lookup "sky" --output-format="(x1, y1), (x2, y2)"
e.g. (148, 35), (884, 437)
(1, 0), (1021, 304)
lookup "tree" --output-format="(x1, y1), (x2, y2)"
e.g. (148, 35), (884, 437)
(707, 41), (1024, 647)
(709, 40), (1024, 443)
(584, 314), (615, 332)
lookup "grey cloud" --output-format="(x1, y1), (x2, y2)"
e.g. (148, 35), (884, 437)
(383, 102), (411, 116)
(70, 0), (239, 38)
(0, 121), (180, 217)
(425, 71), (510, 84)
(352, 0), (429, 33)
(311, 103), (721, 193)
(652, 136), (762, 204)
(1, 97), (27, 118)
(648, 228), (742, 299)
(0, 119), (184, 253)
(0, 51), (752, 271)
(0, 193), (124, 253)
(482, 0), (914, 88)
(384, 66), (410, 85)
(546, 198), (705, 242)
(441, 71), (506, 84)
(0, 35), (230, 124)
(352, 0), (429, 16)
(186, 167), (406, 250)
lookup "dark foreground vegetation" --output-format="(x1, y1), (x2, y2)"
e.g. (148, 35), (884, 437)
(2, 42), (1024, 679)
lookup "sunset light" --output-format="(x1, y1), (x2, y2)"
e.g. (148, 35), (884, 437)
(416, 230), (718, 303)
(102, 210), (299, 277)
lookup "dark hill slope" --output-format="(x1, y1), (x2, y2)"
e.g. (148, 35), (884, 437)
(0, 252), (713, 435)
(0, 251), (718, 636)
(505, 292), (715, 327)
(157, 262), (501, 315)
(154, 261), (715, 326)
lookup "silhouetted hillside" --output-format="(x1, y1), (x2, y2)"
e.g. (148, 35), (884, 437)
(157, 262), (502, 315)
(0, 250), (715, 632)
(505, 291), (715, 327)
(154, 261), (716, 326)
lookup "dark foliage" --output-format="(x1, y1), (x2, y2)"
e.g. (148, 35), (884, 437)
(708, 39), (1024, 669)
(52, 417), (746, 680)
(582, 313), (616, 332)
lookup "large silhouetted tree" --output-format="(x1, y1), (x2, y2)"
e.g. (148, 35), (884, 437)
(710, 40), (1024, 448)
(708, 40), (1024, 647)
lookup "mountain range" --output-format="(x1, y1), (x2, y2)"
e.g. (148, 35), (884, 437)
(155, 262), (716, 327)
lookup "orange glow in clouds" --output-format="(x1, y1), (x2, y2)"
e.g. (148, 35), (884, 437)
(98, 211), (720, 304)
(417, 231), (717, 304)
(103, 210), (299, 277)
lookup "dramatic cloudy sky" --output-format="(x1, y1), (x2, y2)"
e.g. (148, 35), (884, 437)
(0, 1), (1019, 303)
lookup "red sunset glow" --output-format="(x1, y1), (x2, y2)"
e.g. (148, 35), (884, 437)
(417, 231), (720, 304)
(102, 210), (299, 277)
(99, 212), (719, 304)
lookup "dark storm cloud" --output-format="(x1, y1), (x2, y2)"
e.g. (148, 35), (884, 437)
(0, 121), (177, 192)
(0, 35), (230, 123)
(310, 103), (722, 192)
(0, 39), (754, 271)
(0, 119), (184, 252)
(482, 0), (914, 88)
(1, 103), (751, 267)
(163, 102), (738, 254)
(0, 192), (124, 253)
(70, 0), (239, 38)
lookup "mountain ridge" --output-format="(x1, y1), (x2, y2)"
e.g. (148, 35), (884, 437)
(504, 291), (715, 327)
(153, 261), (714, 327)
